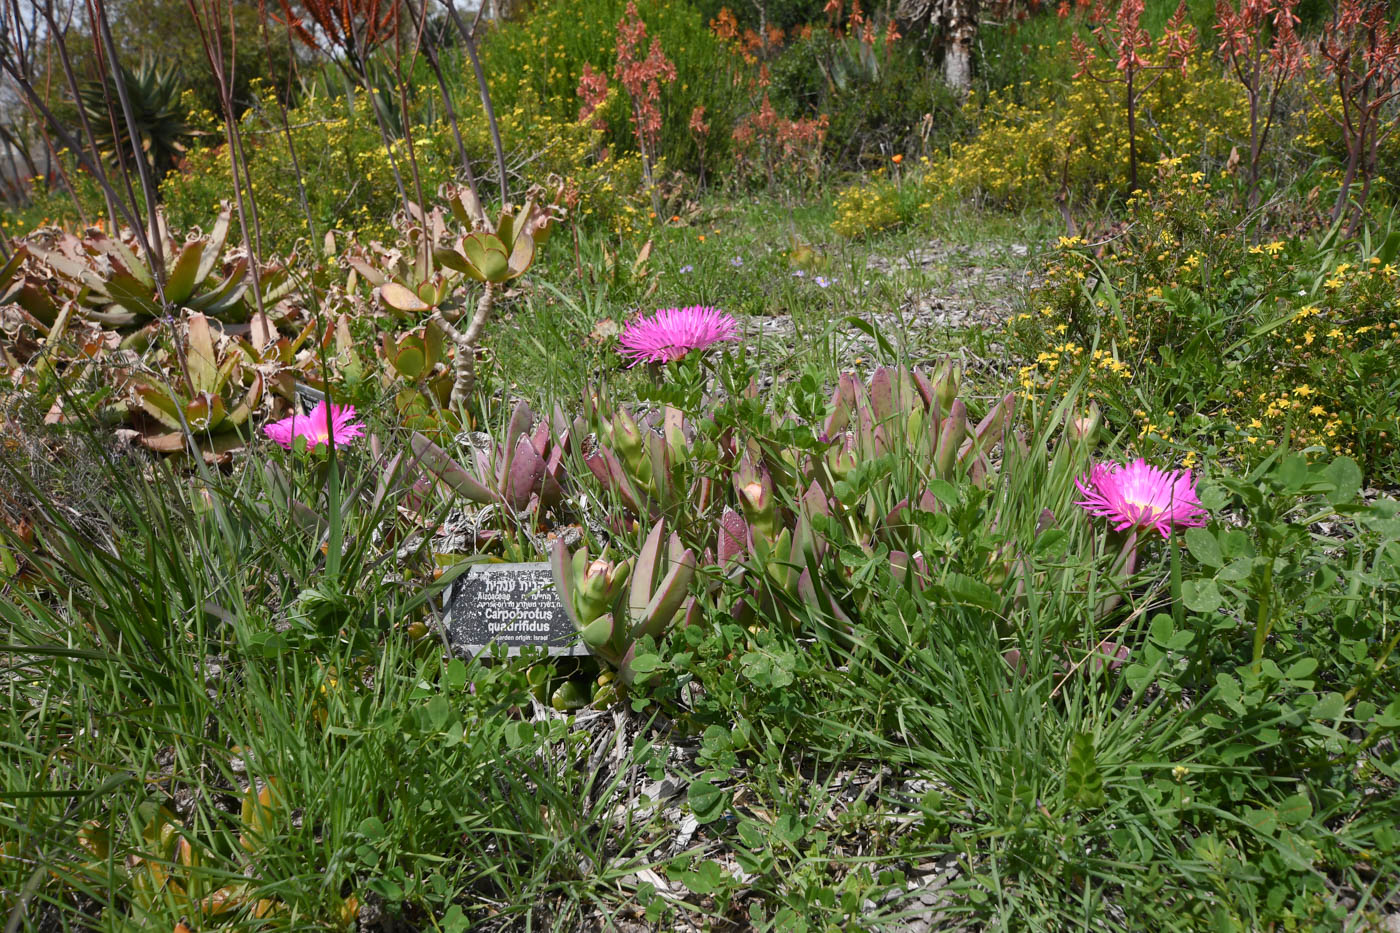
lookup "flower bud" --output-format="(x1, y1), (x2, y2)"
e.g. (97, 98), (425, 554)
(1067, 403), (1101, 445)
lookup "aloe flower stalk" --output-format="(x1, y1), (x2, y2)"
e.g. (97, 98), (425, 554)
(617, 305), (738, 366)
(1074, 458), (1206, 539)
(263, 400), (365, 451)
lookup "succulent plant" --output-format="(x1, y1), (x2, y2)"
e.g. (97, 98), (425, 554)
(126, 312), (264, 459)
(368, 186), (560, 409)
(551, 517), (699, 684)
(409, 399), (572, 515)
(580, 393), (725, 534)
(78, 60), (193, 179)
(28, 206), (291, 332)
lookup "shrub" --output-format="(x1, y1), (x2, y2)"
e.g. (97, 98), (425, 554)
(929, 45), (1243, 209)
(1009, 157), (1400, 478)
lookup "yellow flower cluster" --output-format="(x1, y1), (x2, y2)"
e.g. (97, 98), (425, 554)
(917, 51), (1244, 210)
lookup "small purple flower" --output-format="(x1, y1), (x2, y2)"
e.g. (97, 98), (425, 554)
(814, 275), (832, 288)
(679, 264), (694, 274)
(730, 256), (744, 268)
(617, 305), (739, 367)
(792, 270), (806, 278)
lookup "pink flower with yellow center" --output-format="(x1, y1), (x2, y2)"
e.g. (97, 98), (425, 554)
(617, 305), (738, 367)
(1074, 458), (1206, 539)
(263, 400), (365, 451)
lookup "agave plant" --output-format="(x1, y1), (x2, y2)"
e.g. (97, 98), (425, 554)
(27, 206), (291, 332)
(78, 60), (194, 179)
(126, 312), (263, 459)
(551, 517), (699, 685)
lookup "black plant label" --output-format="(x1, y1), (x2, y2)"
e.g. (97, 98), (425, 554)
(444, 562), (585, 656)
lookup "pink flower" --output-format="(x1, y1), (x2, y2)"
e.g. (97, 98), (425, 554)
(263, 400), (365, 451)
(1074, 458), (1207, 538)
(617, 305), (738, 367)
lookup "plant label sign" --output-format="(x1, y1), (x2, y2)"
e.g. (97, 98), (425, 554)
(444, 562), (587, 656)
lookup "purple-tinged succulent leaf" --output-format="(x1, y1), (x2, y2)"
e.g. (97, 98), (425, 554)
(889, 550), (931, 589)
(1089, 640), (1130, 673)
(800, 479), (830, 520)
(869, 367), (894, 423)
(583, 443), (647, 516)
(917, 488), (942, 513)
(410, 433), (496, 504)
(719, 508), (749, 565)
(504, 435), (547, 511)
(529, 420), (550, 458)
(630, 519), (667, 622)
(934, 400), (967, 477)
(636, 550), (696, 638)
(505, 399), (535, 447)
(648, 431), (673, 503)
(550, 537), (582, 629)
(972, 393), (1015, 447)
(911, 369), (936, 409)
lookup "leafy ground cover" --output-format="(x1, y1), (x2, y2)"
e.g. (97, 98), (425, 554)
(2, 0), (1400, 930)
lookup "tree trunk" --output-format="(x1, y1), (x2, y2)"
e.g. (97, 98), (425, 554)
(941, 0), (979, 97)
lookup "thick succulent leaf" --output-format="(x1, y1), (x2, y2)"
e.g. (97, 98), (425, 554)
(105, 267), (160, 317)
(225, 372), (264, 427)
(198, 207), (231, 282)
(409, 432), (496, 504)
(869, 367), (894, 423)
(635, 548), (695, 638)
(580, 612), (618, 653)
(347, 257), (388, 287)
(446, 185), (484, 228)
(258, 267), (295, 305)
(968, 393), (1015, 451)
(583, 444), (647, 516)
(934, 400), (967, 478)
(911, 369), (936, 409)
(389, 341), (426, 380)
(540, 449), (565, 509)
(432, 245), (473, 278)
(506, 232), (536, 278)
(550, 537), (583, 628)
(503, 435), (546, 511)
(380, 282), (432, 313)
(186, 314), (220, 394)
(190, 261), (250, 316)
(164, 240), (206, 305)
(461, 233), (510, 282)
(133, 381), (186, 430)
(185, 392), (226, 433)
(494, 209), (515, 248)
(630, 519), (668, 622)
(104, 238), (154, 290)
(504, 399), (535, 448)
(529, 420), (550, 458)
(718, 508), (748, 565)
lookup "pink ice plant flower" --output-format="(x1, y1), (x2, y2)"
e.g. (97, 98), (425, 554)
(617, 305), (739, 367)
(263, 400), (365, 451)
(1074, 458), (1207, 539)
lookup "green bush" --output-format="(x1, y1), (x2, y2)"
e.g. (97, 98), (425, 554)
(1009, 157), (1400, 479)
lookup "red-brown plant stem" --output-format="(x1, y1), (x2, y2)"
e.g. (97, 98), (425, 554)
(91, 0), (167, 285)
(442, 0), (510, 207)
